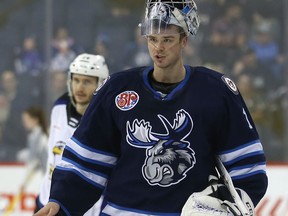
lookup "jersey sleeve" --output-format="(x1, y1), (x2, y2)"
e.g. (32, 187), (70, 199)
(216, 75), (268, 206)
(49, 79), (119, 215)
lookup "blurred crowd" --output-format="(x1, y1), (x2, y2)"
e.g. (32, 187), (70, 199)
(0, 0), (287, 162)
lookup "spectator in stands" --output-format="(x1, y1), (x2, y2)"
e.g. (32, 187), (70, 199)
(92, 33), (117, 74)
(247, 20), (284, 87)
(50, 39), (76, 72)
(51, 27), (76, 56)
(242, 0), (283, 35)
(17, 106), (48, 173)
(0, 92), (10, 157)
(0, 70), (28, 161)
(232, 48), (270, 93)
(183, 40), (202, 67)
(212, 2), (247, 49)
(121, 26), (152, 69)
(95, 4), (137, 72)
(14, 36), (43, 76)
(201, 2), (248, 72)
(13, 36), (44, 105)
(50, 27), (80, 72)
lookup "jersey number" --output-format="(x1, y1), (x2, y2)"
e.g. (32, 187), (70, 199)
(243, 108), (253, 129)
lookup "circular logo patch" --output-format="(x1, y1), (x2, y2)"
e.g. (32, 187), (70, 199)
(221, 76), (238, 95)
(115, 91), (139, 111)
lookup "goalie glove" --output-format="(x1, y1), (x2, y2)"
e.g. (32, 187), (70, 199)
(181, 176), (255, 216)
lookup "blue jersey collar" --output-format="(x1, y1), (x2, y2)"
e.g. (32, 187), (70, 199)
(142, 65), (192, 100)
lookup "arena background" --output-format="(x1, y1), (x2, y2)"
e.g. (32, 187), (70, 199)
(0, 0), (288, 215)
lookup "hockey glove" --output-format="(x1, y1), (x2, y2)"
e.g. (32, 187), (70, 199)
(181, 175), (255, 216)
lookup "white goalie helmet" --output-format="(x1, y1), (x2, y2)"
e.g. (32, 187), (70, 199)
(140, 0), (200, 36)
(68, 53), (109, 105)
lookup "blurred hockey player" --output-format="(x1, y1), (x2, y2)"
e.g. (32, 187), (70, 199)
(34, 0), (267, 215)
(34, 53), (109, 215)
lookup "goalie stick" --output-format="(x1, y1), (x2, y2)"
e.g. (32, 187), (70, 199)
(215, 157), (250, 216)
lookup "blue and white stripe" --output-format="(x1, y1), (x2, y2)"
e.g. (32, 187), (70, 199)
(218, 139), (266, 180)
(218, 139), (264, 164)
(67, 136), (118, 166)
(228, 162), (267, 180)
(56, 136), (118, 189)
(56, 159), (108, 189)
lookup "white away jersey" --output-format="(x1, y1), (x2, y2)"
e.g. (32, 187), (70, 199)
(37, 93), (101, 215)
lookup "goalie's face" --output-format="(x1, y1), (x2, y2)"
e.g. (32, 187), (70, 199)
(71, 74), (98, 106)
(146, 25), (187, 68)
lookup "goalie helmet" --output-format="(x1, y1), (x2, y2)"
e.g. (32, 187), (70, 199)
(140, 0), (200, 36)
(68, 53), (109, 105)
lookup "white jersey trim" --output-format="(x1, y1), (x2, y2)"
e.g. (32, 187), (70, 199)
(56, 159), (107, 188)
(229, 163), (267, 179)
(218, 140), (263, 164)
(66, 137), (118, 166)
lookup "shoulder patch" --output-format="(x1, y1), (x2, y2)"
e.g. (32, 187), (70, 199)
(115, 91), (139, 111)
(221, 75), (238, 95)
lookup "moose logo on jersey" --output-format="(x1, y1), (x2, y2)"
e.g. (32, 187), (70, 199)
(126, 109), (196, 187)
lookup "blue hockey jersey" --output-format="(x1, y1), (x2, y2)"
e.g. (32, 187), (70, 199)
(50, 66), (268, 216)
